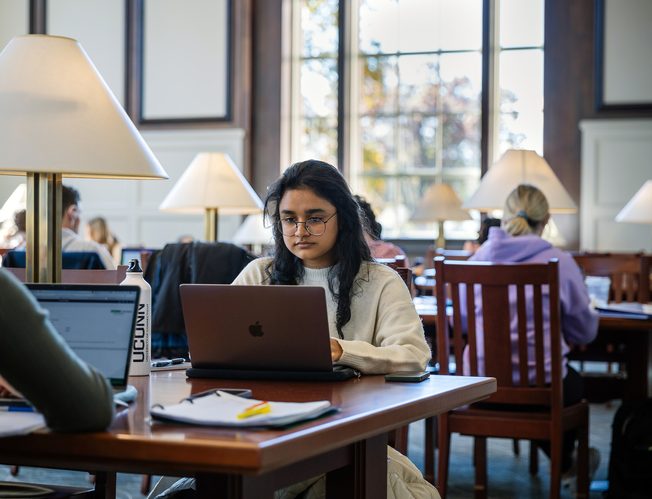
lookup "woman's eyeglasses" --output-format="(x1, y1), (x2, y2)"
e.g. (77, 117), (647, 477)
(278, 213), (337, 236)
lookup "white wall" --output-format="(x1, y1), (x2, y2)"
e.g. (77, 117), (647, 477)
(0, 1), (245, 249)
(69, 129), (246, 248)
(580, 119), (652, 252)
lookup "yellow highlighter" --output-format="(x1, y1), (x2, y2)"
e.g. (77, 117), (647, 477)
(237, 401), (271, 419)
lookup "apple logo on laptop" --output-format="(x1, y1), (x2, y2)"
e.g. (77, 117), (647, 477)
(248, 321), (264, 337)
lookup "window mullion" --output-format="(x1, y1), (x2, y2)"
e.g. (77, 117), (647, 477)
(481, 0), (500, 175)
(337, 0), (353, 177)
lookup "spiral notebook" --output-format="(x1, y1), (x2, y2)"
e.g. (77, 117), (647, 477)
(151, 390), (334, 427)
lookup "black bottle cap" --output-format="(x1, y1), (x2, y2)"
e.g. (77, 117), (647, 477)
(127, 259), (143, 273)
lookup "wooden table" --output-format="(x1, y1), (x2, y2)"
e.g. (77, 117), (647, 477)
(0, 371), (495, 498)
(415, 296), (652, 401)
(576, 313), (652, 401)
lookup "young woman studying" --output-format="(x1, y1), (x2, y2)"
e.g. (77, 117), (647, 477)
(232, 159), (430, 374)
(149, 160), (437, 499)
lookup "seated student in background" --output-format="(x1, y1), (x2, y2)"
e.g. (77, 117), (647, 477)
(462, 216), (501, 254)
(354, 194), (410, 267)
(86, 216), (121, 265)
(464, 183), (600, 481)
(151, 160), (437, 499)
(61, 185), (115, 270)
(0, 269), (114, 432)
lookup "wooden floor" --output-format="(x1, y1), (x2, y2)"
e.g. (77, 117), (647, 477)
(0, 403), (615, 498)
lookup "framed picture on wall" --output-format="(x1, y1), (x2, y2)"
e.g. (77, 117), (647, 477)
(595, 0), (652, 111)
(129, 0), (232, 124)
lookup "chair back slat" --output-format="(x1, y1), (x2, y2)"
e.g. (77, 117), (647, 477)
(516, 284), (529, 386)
(466, 283), (478, 375)
(481, 284), (514, 385)
(451, 282), (465, 374)
(533, 285), (546, 386)
(435, 257), (561, 409)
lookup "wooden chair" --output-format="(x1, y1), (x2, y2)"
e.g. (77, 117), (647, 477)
(570, 253), (651, 402)
(424, 246), (472, 268)
(573, 252), (650, 303)
(434, 257), (589, 499)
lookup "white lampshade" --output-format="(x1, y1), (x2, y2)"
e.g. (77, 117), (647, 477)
(0, 35), (167, 282)
(160, 153), (262, 214)
(615, 180), (652, 223)
(0, 184), (26, 224)
(232, 214), (273, 246)
(411, 183), (471, 222)
(463, 149), (576, 213)
(0, 35), (167, 179)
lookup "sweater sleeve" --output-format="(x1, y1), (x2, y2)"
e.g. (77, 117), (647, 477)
(0, 270), (114, 432)
(337, 270), (431, 374)
(558, 253), (599, 346)
(231, 257), (273, 285)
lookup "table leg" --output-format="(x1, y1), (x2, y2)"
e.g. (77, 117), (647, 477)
(93, 471), (116, 499)
(623, 329), (652, 400)
(326, 433), (387, 499)
(196, 474), (275, 499)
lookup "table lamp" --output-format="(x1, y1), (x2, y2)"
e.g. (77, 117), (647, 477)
(463, 149), (577, 213)
(159, 152), (263, 241)
(615, 180), (652, 224)
(232, 213), (273, 255)
(0, 35), (168, 282)
(411, 182), (471, 249)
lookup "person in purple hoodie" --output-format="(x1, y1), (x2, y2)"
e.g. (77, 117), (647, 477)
(466, 183), (600, 484)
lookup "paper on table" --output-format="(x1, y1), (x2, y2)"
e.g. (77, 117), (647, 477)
(0, 411), (46, 437)
(595, 300), (652, 318)
(150, 390), (334, 427)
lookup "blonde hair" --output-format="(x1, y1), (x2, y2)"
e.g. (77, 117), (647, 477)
(87, 217), (119, 253)
(502, 184), (549, 236)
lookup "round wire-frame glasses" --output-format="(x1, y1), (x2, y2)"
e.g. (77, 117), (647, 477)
(278, 213), (337, 236)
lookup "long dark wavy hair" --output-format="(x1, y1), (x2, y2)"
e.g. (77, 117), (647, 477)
(264, 160), (371, 338)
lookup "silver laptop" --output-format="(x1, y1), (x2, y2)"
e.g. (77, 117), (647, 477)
(27, 284), (140, 396)
(180, 284), (335, 374)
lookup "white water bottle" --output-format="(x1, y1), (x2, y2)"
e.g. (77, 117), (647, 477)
(121, 259), (151, 376)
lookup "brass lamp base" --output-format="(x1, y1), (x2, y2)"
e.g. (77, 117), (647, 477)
(204, 208), (218, 242)
(25, 173), (62, 283)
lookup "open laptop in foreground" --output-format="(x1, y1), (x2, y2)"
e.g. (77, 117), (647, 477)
(27, 284), (140, 402)
(180, 284), (357, 380)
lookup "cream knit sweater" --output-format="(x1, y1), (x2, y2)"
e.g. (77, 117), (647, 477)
(232, 258), (431, 374)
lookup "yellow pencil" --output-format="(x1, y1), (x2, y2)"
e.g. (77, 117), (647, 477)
(237, 401), (271, 419)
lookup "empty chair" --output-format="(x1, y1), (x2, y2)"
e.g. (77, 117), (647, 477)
(570, 252), (651, 402)
(573, 252), (650, 304)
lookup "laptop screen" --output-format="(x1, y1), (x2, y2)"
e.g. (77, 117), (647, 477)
(120, 247), (155, 266)
(27, 284), (140, 387)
